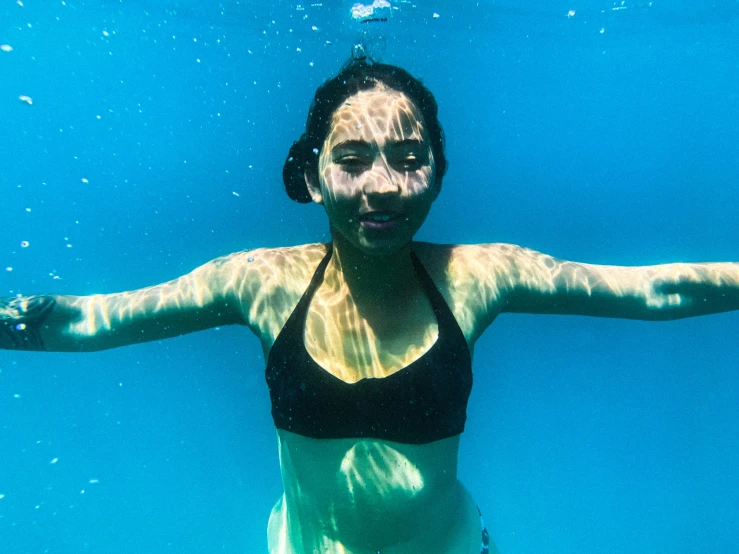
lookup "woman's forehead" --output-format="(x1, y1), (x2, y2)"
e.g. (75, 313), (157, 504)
(326, 86), (426, 147)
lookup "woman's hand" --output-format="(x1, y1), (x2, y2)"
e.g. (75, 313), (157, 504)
(648, 268), (739, 317)
(0, 295), (56, 350)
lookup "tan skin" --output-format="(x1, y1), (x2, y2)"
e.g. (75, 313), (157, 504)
(3, 84), (739, 553)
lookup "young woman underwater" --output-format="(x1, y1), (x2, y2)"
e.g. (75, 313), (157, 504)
(2, 58), (739, 554)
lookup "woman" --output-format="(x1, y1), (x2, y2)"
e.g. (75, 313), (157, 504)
(2, 58), (738, 554)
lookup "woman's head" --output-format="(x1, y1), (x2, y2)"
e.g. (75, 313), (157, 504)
(283, 59), (447, 204)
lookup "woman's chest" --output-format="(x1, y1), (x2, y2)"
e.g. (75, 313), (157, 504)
(303, 290), (440, 383)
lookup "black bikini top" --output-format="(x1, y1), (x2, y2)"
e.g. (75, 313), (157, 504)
(265, 245), (473, 444)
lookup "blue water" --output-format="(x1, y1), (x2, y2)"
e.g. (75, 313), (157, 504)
(2, 1), (738, 552)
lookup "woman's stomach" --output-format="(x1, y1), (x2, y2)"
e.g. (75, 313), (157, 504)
(275, 430), (470, 549)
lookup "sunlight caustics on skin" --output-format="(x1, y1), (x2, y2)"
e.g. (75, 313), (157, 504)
(304, 269), (439, 382)
(493, 246), (739, 319)
(243, 240), (437, 383)
(339, 442), (424, 498)
(271, 430), (464, 554)
(317, 85), (435, 205)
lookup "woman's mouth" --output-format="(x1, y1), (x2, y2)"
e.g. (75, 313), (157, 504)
(359, 212), (402, 231)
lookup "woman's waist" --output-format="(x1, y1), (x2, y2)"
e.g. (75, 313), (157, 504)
(282, 478), (475, 551)
(278, 433), (460, 511)
(276, 432), (468, 548)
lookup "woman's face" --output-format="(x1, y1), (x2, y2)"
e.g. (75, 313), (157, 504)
(308, 84), (438, 257)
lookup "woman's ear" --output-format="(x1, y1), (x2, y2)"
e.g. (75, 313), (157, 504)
(305, 171), (323, 204)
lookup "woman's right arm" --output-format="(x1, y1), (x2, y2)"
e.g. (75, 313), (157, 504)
(0, 250), (259, 352)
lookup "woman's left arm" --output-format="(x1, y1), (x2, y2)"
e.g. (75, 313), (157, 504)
(492, 244), (739, 321)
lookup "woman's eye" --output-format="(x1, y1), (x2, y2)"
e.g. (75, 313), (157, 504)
(396, 157), (422, 171)
(339, 157), (370, 172)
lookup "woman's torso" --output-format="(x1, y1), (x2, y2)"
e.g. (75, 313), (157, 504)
(239, 242), (499, 553)
(269, 431), (482, 553)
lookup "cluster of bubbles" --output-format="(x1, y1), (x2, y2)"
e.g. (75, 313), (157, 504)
(351, 0), (393, 23)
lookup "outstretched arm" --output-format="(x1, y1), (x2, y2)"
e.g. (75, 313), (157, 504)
(466, 244), (739, 321)
(0, 252), (255, 352)
(501, 246), (739, 320)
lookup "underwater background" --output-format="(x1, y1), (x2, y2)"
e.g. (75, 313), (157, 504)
(1, 0), (738, 552)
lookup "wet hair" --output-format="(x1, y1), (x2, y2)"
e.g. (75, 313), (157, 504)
(282, 59), (447, 203)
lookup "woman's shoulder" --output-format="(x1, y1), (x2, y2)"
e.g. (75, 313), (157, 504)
(224, 242), (328, 259)
(412, 242), (528, 343)
(214, 243), (329, 340)
(412, 241), (524, 276)
(220, 243), (329, 292)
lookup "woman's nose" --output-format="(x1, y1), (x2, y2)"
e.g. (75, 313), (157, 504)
(364, 157), (400, 195)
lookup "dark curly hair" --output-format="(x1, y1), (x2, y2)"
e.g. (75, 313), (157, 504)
(282, 59), (447, 203)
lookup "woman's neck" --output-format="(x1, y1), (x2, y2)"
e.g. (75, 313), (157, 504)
(326, 232), (418, 306)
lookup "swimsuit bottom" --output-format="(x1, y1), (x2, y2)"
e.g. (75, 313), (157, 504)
(478, 506), (491, 554)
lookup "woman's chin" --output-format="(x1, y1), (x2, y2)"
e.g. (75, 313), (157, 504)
(357, 236), (413, 257)
(330, 223), (415, 257)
